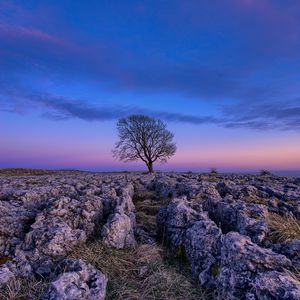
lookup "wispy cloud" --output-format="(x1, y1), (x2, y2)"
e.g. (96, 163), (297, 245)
(2, 87), (300, 130)
(0, 88), (218, 124)
(0, 22), (65, 45)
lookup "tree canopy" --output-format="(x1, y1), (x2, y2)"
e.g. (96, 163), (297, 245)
(113, 115), (176, 172)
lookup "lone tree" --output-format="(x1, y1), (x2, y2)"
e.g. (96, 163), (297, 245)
(113, 115), (176, 173)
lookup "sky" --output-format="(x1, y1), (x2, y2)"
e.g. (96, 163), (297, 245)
(1, 0), (300, 172)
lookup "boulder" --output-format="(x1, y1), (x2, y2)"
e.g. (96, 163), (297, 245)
(157, 198), (203, 251)
(185, 219), (222, 288)
(217, 232), (292, 300)
(101, 213), (136, 248)
(0, 265), (14, 287)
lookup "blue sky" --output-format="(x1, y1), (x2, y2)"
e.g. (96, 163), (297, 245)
(1, 0), (300, 171)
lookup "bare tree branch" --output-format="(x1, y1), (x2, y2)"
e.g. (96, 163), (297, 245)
(113, 115), (176, 172)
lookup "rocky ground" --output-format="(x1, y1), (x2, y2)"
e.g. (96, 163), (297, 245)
(0, 169), (300, 299)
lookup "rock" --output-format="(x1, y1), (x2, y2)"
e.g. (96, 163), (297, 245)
(22, 218), (87, 258)
(43, 259), (107, 300)
(0, 265), (14, 287)
(253, 271), (300, 300)
(272, 239), (300, 269)
(101, 183), (136, 248)
(0, 200), (38, 255)
(217, 232), (292, 300)
(185, 219), (222, 288)
(101, 213), (136, 248)
(241, 185), (259, 198)
(157, 198), (203, 251)
(203, 197), (269, 244)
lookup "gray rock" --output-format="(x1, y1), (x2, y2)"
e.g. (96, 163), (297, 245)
(43, 259), (107, 300)
(0, 265), (14, 287)
(157, 198), (203, 251)
(272, 239), (300, 269)
(185, 219), (222, 288)
(22, 218), (87, 258)
(101, 183), (137, 248)
(217, 232), (292, 300)
(203, 197), (269, 244)
(254, 271), (300, 300)
(101, 213), (136, 248)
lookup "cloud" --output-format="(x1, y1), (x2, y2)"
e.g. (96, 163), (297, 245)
(1, 1), (300, 132)
(0, 22), (65, 45)
(221, 100), (300, 130)
(2, 87), (300, 131)
(0, 88), (219, 124)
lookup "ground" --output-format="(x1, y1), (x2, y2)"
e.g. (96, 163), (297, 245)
(0, 169), (300, 299)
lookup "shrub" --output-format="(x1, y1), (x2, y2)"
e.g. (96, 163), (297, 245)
(259, 169), (272, 176)
(210, 168), (218, 175)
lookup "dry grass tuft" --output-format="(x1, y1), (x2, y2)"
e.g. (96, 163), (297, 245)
(135, 201), (162, 215)
(245, 196), (266, 205)
(0, 255), (10, 265)
(267, 213), (300, 243)
(135, 244), (162, 263)
(70, 241), (209, 300)
(133, 191), (158, 202)
(284, 267), (300, 286)
(0, 277), (48, 300)
(133, 191), (168, 208)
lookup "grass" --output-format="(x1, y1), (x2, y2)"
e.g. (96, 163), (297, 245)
(267, 213), (300, 243)
(245, 196), (267, 205)
(70, 241), (209, 300)
(136, 211), (157, 234)
(133, 191), (168, 236)
(69, 190), (209, 299)
(203, 176), (219, 183)
(132, 191), (158, 202)
(0, 278), (48, 300)
(285, 267), (300, 285)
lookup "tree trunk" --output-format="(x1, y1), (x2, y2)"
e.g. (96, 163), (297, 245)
(147, 161), (154, 173)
